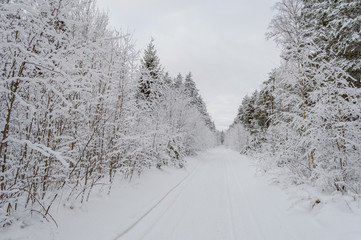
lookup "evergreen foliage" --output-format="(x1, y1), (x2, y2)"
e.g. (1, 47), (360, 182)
(225, 0), (361, 197)
(138, 38), (163, 100)
(184, 72), (216, 131)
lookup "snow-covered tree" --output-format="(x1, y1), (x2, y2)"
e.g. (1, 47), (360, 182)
(229, 0), (361, 196)
(0, 0), (217, 228)
(137, 38), (163, 100)
(303, 0), (361, 87)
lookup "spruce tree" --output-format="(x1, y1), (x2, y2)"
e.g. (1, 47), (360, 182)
(184, 72), (198, 100)
(174, 73), (183, 89)
(138, 38), (163, 100)
(183, 72), (215, 131)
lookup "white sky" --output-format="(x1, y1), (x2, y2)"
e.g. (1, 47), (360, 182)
(96, 0), (280, 131)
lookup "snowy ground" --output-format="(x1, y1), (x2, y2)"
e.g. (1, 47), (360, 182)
(1, 147), (361, 240)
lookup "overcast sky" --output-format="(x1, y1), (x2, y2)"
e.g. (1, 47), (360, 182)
(97, 0), (280, 130)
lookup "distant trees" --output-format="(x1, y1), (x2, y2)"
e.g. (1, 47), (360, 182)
(224, 122), (250, 152)
(184, 72), (216, 131)
(225, 0), (361, 196)
(0, 0), (217, 226)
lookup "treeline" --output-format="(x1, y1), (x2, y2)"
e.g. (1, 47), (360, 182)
(0, 0), (217, 226)
(225, 0), (361, 196)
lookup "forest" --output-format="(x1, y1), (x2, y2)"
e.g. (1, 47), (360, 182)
(1, 0), (361, 235)
(225, 0), (361, 198)
(0, 0), (217, 226)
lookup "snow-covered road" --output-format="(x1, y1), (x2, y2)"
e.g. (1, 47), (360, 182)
(115, 147), (361, 240)
(2, 147), (361, 240)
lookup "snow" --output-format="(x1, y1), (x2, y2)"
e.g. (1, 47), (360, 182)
(1, 147), (361, 240)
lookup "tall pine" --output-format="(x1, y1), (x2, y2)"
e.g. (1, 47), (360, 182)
(138, 38), (163, 100)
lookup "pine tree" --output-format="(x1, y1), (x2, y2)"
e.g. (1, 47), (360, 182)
(138, 38), (163, 100)
(183, 72), (215, 131)
(184, 72), (198, 100)
(174, 73), (183, 89)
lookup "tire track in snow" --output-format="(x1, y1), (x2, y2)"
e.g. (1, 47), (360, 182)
(134, 167), (199, 240)
(222, 159), (237, 240)
(112, 160), (203, 240)
(225, 157), (266, 240)
(226, 155), (302, 240)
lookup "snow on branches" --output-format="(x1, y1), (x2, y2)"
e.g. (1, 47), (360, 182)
(226, 0), (361, 197)
(0, 0), (216, 226)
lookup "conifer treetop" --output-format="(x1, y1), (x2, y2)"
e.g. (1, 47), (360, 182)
(141, 38), (162, 78)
